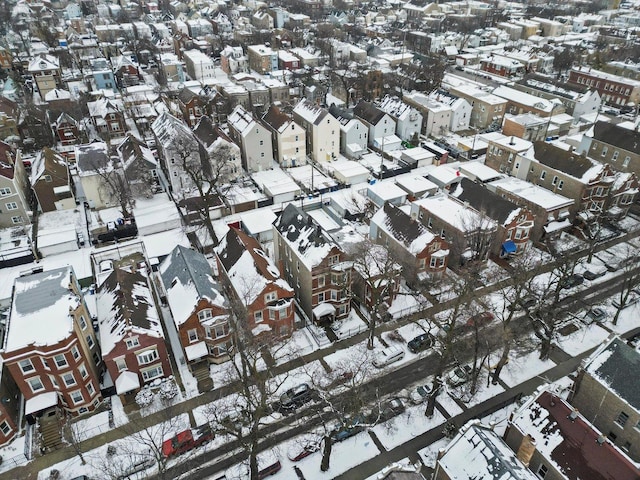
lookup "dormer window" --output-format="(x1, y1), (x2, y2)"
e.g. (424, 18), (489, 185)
(198, 309), (213, 321)
(265, 291), (277, 303)
(125, 337), (140, 349)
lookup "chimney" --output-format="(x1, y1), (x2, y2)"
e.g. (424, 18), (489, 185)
(509, 136), (516, 146)
(516, 434), (536, 467)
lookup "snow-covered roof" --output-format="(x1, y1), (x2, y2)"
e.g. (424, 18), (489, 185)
(6, 266), (81, 352)
(488, 176), (574, 211)
(185, 341), (208, 361)
(371, 202), (437, 255)
(493, 85), (562, 113)
(438, 421), (538, 480)
(457, 161), (501, 183)
(97, 259), (163, 356)
(159, 246), (228, 326)
(115, 370), (141, 395)
(151, 112), (194, 150)
(274, 203), (341, 269)
(215, 228), (293, 306)
(510, 388), (639, 480)
(75, 142), (112, 176)
(228, 105), (257, 135)
(293, 99), (329, 125)
(25, 391), (59, 416)
(414, 193), (497, 232)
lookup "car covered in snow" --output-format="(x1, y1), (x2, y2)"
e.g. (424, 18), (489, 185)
(372, 346), (405, 368)
(446, 364), (473, 387)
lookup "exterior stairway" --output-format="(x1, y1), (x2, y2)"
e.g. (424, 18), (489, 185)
(39, 414), (63, 452)
(192, 361), (213, 393)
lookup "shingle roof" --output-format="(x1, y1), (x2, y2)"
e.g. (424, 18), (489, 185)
(532, 141), (600, 180)
(261, 104), (291, 132)
(452, 178), (520, 226)
(592, 121), (640, 154)
(354, 100), (386, 125)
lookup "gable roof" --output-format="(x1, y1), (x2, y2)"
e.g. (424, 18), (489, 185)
(97, 264), (163, 356)
(371, 202), (436, 254)
(452, 178), (521, 226)
(261, 104), (292, 132)
(583, 335), (640, 412)
(159, 245), (227, 326)
(531, 141), (603, 181)
(76, 142), (111, 175)
(510, 389), (640, 480)
(292, 99), (329, 125)
(215, 228), (293, 306)
(354, 100), (386, 125)
(592, 121), (640, 154)
(30, 147), (67, 185)
(274, 203), (340, 269)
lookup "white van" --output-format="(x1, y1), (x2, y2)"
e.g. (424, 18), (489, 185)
(373, 346), (405, 368)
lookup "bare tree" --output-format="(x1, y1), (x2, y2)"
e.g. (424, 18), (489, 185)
(87, 157), (135, 218)
(62, 414), (87, 466)
(204, 291), (290, 480)
(612, 248), (640, 325)
(174, 139), (238, 247)
(348, 240), (402, 349)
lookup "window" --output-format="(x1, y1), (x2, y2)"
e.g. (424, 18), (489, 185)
(259, 140), (264, 145)
(0, 421), (11, 436)
(318, 292), (325, 302)
(125, 337), (139, 349)
(11, 216), (22, 224)
(254, 311), (263, 323)
(188, 329), (198, 342)
(71, 346), (80, 360)
(552, 176), (558, 186)
(269, 309), (276, 320)
(623, 156), (631, 168)
(557, 180), (564, 190)
(540, 171), (546, 180)
(5, 202), (18, 211)
(86, 335), (94, 348)
(429, 257), (437, 268)
(28, 377), (44, 393)
(209, 323), (228, 339)
(70, 390), (84, 405)
(612, 151), (619, 161)
(137, 349), (159, 365)
(261, 152), (264, 158)
(63, 372), (76, 387)
(79, 364), (88, 379)
(54, 354), (67, 368)
(87, 382), (95, 396)
(601, 146), (608, 157)
(115, 358), (127, 372)
(0, 187), (10, 196)
(19, 359), (34, 374)
(43, 358), (50, 370)
(440, 229), (446, 239)
(427, 218), (432, 228)
(537, 464), (548, 478)
(142, 365), (163, 381)
(328, 255), (340, 266)
(616, 411), (629, 427)
(79, 316), (87, 330)
(608, 431), (618, 442)
(317, 275), (325, 287)
(330, 290), (338, 301)
(265, 291), (277, 303)
(43, 175), (52, 183)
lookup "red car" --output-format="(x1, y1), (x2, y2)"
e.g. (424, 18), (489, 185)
(464, 311), (494, 330)
(162, 425), (213, 458)
(287, 442), (320, 462)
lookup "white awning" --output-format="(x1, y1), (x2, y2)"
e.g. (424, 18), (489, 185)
(313, 302), (336, 318)
(185, 341), (208, 361)
(25, 391), (58, 415)
(115, 371), (141, 395)
(544, 219), (572, 233)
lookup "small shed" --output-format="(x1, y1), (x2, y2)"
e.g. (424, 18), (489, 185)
(240, 208), (277, 243)
(38, 224), (78, 256)
(458, 161), (501, 183)
(323, 159), (370, 186)
(395, 175), (439, 200)
(400, 147), (436, 168)
(366, 182), (408, 208)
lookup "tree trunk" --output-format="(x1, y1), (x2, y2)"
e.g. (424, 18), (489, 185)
(491, 343), (510, 385)
(249, 449), (260, 480)
(539, 336), (552, 361)
(321, 435), (332, 472)
(612, 308), (621, 326)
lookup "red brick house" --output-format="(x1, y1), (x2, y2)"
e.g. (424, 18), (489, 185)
(273, 204), (352, 325)
(30, 147), (75, 213)
(370, 202), (450, 282)
(175, 86), (211, 128)
(451, 178), (535, 257)
(0, 366), (21, 447)
(159, 246), (230, 390)
(1, 266), (102, 423)
(53, 112), (81, 146)
(96, 255), (171, 404)
(215, 228), (295, 338)
(87, 98), (127, 141)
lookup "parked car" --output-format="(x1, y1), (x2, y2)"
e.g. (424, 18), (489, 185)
(407, 333), (434, 353)
(372, 346), (405, 368)
(287, 441), (320, 462)
(447, 364), (473, 387)
(278, 383), (313, 413)
(559, 273), (584, 290)
(585, 307), (606, 323)
(583, 265), (607, 280)
(257, 451), (282, 479)
(331, 414), (367, 442)
(371, 397), (405, 421)
(162, 424), (213, 458)
(508, 295), (537, 311)
(410, 383), (439, 405)
(464, 312), (494, 330)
